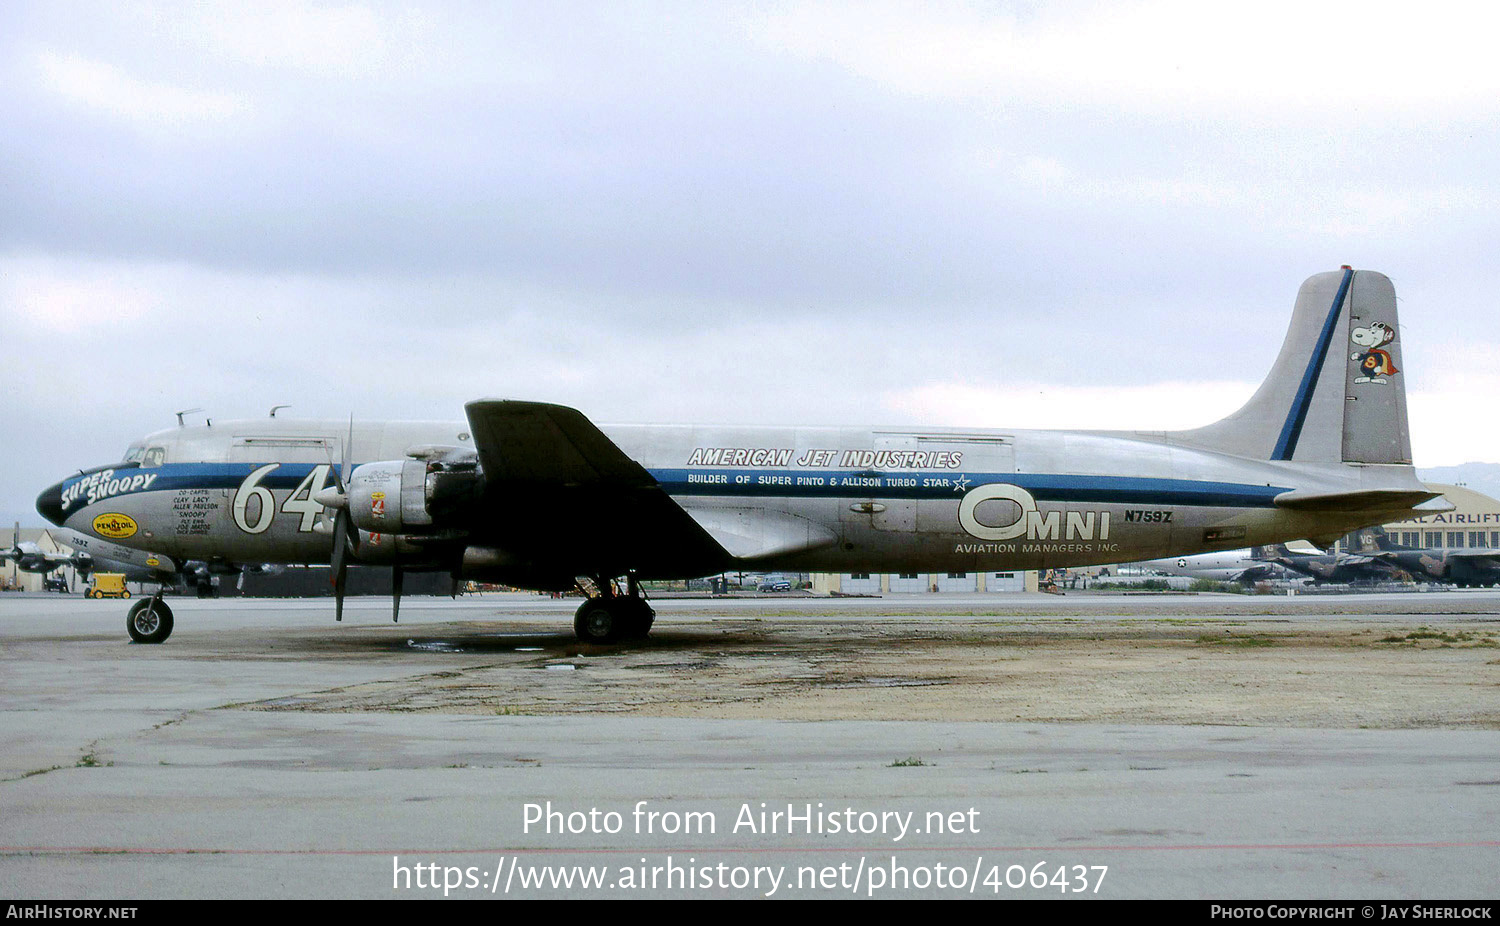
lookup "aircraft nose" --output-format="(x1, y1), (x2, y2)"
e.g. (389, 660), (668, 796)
(36, 481), (66, 527)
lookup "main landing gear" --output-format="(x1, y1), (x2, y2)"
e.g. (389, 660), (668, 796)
(572, 574), (654, 644)
(126, 590), (174, 644)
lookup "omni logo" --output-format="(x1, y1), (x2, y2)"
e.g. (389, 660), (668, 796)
(958, 483), (1111, 542)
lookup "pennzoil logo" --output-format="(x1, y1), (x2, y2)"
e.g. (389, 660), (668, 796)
(92, 513), (138, 540)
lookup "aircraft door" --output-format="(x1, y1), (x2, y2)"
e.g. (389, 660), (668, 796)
(853, 433), (1014, 535)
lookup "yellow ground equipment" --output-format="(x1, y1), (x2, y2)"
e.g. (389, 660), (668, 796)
(85, 574), (131, 599)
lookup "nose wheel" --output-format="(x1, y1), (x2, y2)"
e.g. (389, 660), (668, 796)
(126, 596), (174, 644)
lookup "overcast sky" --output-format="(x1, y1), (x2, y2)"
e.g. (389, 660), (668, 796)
(4, 1), (1499, 524)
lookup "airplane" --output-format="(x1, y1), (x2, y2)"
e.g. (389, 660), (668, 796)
(1250, 540), (1407, 585)
(1363, 528), (1500, 588)
(1136, 548), (1295, 586)
(35, 267), (1443, 644)
(4, 522), (276, 597)
(3, 523), (80, 581)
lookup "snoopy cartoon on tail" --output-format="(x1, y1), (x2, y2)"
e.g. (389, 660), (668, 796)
(1351, 321), (1399, 384)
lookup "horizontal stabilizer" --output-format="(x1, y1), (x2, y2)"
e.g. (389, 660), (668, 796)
(1273, 487), (1444, 512)
(684, 508), (838, 561)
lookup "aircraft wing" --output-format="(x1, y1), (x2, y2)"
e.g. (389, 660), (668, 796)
(0, 549), (81, 573)
(1448, 550), (1500, 564)
(462, 400), (733, 576)
(465, 400), (656, 487)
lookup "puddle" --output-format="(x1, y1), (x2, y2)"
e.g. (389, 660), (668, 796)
(406, 639), (465, 653)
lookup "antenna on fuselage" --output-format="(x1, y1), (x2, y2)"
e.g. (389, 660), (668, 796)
(269, 405), (292, 418)
(174, 408), (204, 428)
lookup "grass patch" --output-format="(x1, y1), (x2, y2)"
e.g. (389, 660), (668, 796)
(1196, 635), (1276, 647)
(1377, 630), (1497, 647)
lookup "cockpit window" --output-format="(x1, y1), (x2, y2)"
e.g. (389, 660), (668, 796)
(122, 444), (146, 464)
(141, 447), (166, 468)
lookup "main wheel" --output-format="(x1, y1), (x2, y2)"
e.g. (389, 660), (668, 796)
(574, 600), (622, 643)
(126, 599), (174, 644)
(620, 598), (655, 638)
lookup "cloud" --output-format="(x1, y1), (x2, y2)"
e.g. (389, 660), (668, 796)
(1, 2), (1497, 522)
(33, 51), (246, 129)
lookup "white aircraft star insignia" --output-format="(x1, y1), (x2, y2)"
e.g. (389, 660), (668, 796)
(953, 475), (971, 492)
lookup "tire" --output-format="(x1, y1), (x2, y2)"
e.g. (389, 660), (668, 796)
(574, 600), (621, 643)
(85, 589), (96, 600)
(622, 599), (655, 638)
(126, 599), (174, 644)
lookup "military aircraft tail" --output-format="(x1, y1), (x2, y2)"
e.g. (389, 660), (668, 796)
(1174, 268), (1411, 465)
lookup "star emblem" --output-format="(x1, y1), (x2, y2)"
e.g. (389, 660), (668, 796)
(952, 474), (971, 492)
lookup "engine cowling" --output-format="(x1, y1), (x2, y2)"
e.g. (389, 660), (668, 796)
(344, 457), (480, 535)
(347, 460), (432, 534)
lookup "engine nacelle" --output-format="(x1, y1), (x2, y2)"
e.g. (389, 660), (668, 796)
(352, 530), (451, 567)
(347, 460), (434, 534)
(346, 457), (481, 535)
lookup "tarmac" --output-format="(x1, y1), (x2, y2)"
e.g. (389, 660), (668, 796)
(1, 590), (1497, 899)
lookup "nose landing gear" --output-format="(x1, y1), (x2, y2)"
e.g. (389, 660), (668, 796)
(126, 591), (174, 644)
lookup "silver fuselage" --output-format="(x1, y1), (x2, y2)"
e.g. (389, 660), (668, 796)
(40, 417), (1423, 579)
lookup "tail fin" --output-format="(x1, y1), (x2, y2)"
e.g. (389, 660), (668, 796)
(1175, 268), (1412, 464)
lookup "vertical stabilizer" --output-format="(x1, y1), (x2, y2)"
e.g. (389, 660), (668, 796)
(1175, 268), (1412, 464)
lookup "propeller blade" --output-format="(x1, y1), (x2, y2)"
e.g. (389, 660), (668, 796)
(340, 414), (354, 489)
(331, 509), (350, 622)
(392, 565), (403, 623)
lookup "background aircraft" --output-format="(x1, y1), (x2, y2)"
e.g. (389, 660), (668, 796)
(1137, 549), (1296, 585)
(1364, 528), (1500, 587)
(1252, 541), (1406, 584)
(2, 523), (78, 581)
(4, 523), (276, 597)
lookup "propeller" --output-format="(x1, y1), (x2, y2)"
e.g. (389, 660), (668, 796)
(315, 417), (359, 622)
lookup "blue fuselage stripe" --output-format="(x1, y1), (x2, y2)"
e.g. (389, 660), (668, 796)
(63, 463), (1289, 511)
(1273, 267), (1352, 460)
